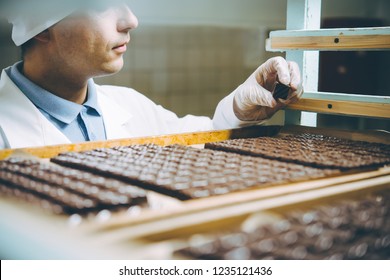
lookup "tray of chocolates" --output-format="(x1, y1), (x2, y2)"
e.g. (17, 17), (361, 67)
(176, 188), (390, 260)
(0, 157), (147, 215)
(49, 144), (338, 202)
(205, 133), (390, 170)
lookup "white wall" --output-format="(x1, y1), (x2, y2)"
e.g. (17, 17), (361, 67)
(322, 0), (390, 22)
(129, 0), (287, 28)
(129, 0), (389, 28)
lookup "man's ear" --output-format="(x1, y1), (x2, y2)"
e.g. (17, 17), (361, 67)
(34, 29), (50, 43)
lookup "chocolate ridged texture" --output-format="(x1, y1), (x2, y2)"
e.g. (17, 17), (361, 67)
(273, 82), (290, 100)
(0, 158), (147, 215)
(51, 144), (338, 201)
(177, 188), (390, 260)
(205, 133), (390, 170)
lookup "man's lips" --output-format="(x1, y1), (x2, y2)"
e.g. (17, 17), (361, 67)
(113, 41), (129, 53)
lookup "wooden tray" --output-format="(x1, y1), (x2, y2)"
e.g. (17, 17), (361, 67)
(1, 125), (389, 259)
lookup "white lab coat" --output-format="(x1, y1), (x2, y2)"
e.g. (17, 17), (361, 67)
(0, 70), (243, 149)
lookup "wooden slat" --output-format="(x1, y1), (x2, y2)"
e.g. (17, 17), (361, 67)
(270, 27), (390, 37)
(267, 35), (390, 51)
(0, 126), (282, 160)
(287, 98), (390, 119)
(302, 91), (390, 104)
(266, 27), (390, 51)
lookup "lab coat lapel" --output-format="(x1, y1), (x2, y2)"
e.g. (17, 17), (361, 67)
(97, 89), (133, 140)
(0, 71), (71, 149)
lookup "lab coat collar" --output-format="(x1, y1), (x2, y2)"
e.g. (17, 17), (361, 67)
(95, 85), (134, 140)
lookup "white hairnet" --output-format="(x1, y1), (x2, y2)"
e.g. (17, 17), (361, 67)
(3, 0), (77, 46)
(3, 0), (133, 46)
(10, 12), (76, 47)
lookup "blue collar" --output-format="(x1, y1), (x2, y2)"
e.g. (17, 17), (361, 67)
(6, 62), (103, 125)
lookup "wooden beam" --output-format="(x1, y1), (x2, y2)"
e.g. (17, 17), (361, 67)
(0, 126), (282, 160)
(302, 91), (390, 104)
(287, 98), (390, 119)
(266, 27), (390, 51)
(268, 35), (390, 51)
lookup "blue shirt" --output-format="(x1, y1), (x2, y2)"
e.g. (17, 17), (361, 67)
(5, 62), (107, 143)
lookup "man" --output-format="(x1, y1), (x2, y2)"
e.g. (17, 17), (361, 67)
(0, 0), (303, 149)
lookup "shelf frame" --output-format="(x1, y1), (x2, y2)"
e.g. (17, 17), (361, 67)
(271, 0), (390, 127)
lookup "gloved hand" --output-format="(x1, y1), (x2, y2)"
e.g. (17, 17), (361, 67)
(233, 56), (303, 121)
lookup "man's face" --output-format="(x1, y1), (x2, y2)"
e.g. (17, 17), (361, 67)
(48, 4), (138, 79)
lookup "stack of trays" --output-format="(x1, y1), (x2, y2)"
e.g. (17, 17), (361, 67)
(177, 188), (390, 260)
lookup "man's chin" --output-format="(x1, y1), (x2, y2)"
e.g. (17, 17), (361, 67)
(97, 63), (124, 77)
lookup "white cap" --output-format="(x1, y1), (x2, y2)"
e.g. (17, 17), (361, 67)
(10, 12), (75, 46)
(4, 0), (132, 46)
(4, 0), (78, 46)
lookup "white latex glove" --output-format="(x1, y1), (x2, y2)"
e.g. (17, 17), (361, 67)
(233, 56), (303, 121)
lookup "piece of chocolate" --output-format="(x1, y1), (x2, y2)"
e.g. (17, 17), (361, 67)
(273, 82), (290, 100)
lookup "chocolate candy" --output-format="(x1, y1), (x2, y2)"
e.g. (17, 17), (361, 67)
(205, 133), (390, 169)
(51, 144), (338, 200)
(273, 82), (290, 100)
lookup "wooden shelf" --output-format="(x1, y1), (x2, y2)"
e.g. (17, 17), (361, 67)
(287, 98), (390, 119)
(266, 27), (390, 51)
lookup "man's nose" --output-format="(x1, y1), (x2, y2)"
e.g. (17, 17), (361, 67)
(117, 4), (138, 33)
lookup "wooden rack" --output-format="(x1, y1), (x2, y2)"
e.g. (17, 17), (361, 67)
(266, 0), (390, 125)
